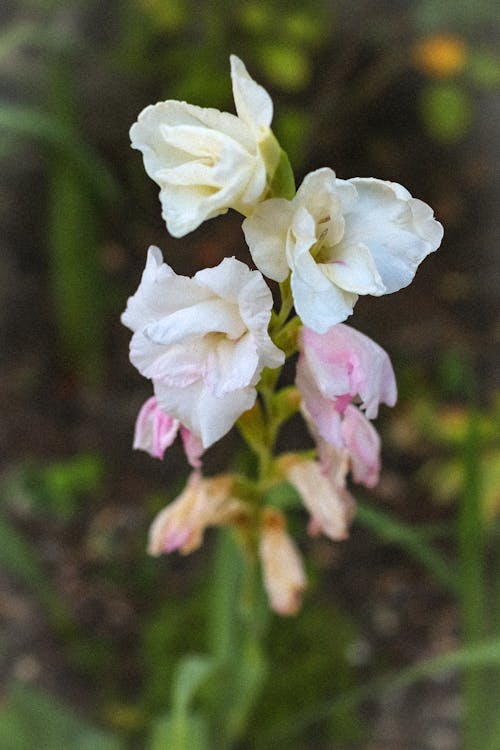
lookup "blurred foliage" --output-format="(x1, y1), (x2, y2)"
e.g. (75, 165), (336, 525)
(0, 683), (123, 750)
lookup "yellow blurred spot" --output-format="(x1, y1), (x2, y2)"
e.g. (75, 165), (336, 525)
(413, 35), (467, 78)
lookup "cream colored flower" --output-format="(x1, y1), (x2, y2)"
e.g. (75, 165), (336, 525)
(130, 55), (280, 237)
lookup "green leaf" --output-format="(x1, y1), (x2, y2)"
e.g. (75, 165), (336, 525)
(0, 683), (123, 750)
(171, 655), (218, 714)
(271, 386), (300, 425)
(237, 400), (268, 457)
(268, 147), (296, 200)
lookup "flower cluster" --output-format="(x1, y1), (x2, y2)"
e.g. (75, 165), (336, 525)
(123, 55), (443, 615)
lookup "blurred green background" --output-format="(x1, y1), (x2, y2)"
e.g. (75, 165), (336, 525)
(1, 0), (499, 748)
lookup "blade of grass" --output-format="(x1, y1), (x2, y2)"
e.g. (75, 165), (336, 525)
(458, 402), (488, 748)
(355, 500), (457, 593)
(47, 59), (106, 384)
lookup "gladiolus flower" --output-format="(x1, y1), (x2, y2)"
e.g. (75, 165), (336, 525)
(243, 168), (443, 332)
(122, 247), (284, 448)
(130, 55), (281, 237)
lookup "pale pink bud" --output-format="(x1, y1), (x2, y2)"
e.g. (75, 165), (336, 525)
(259, 508), (307, 616)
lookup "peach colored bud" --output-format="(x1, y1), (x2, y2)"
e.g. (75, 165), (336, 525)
(259, 508), (307, 616)
(280, 452), (356, 541)
(148, 472), (246, 556)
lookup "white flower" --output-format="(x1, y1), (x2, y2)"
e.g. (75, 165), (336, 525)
(130, 55), (280, 237)
(243, 168), (444, 332)
(121, 247), (284, 448)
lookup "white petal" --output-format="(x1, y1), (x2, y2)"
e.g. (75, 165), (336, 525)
(130, 332), (207, 386)
(342, 178), (443, 293)
(291, 270), (357, 333)
(205, 335), (260, 396)
(144, 299), (245, 346)
(195, 256), (252, 302)
(230, 55), (273, 133)
(321, 242), (385, 295)
(155, 379), (256, 448)
(121, 247), (210, 331)
(243, 199), (293, 282)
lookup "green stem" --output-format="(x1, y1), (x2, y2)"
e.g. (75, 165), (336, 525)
(459, 402), (488, 749)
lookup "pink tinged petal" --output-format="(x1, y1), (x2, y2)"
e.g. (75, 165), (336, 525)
(342, 178), (443, 294)
(133, 396), (179, 459)
(341, 405), (381, 488)
(180, 428), (204, 469)
(242, 199), (293, 282)
(259, 509), (307, 616)
(284, 456), (355, 542)
(296, 362), (344, 447)
(230, 55), (273, 132)
(299, 324), (397, 419)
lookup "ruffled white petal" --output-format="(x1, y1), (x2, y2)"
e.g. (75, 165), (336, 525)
(123, 250), (282, 450)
